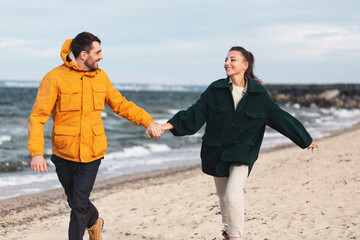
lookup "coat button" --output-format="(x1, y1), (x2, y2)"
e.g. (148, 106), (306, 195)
(230, 123), (234, 127)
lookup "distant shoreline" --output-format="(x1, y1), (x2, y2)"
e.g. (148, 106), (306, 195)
(264, 83), (360, 108)
(1, 79), (360, 93)
(3, 80), (358, 108)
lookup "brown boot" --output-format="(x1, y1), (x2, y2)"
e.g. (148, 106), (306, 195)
(87, 217), (104, 240)
(222, 230), (230, 240)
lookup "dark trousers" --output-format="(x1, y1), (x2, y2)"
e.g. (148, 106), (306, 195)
(51, 155), (102, 240)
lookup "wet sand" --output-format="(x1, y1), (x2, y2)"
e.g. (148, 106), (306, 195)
(1, 125), (359, 240)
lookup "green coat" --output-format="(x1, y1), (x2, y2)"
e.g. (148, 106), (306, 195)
(168, 77), (313, 177)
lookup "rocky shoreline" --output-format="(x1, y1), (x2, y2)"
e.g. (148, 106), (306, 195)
(265, 83), (360, 108)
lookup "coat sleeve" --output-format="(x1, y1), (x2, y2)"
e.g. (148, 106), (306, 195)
(27, 74), (58, 157)
(264, 91), (312, 148)
(168, 88), (208, 136)
(104, 77), (153, 128)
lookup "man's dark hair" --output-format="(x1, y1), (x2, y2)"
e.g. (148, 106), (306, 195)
(71, 32), (101, 58)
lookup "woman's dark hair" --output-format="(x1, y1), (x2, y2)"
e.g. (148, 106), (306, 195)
(229, 46), (262, 84)
(71, 32), (101, 58)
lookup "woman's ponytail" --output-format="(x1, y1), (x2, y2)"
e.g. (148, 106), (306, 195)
(229, 46), (262, 84)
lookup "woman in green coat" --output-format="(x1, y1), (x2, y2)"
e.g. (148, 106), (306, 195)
(161, 46), (318, 240)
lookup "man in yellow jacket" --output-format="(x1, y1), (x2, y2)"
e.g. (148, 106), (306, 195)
(28, 32), (163, 240)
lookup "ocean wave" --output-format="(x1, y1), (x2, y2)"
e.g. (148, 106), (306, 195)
(3, 81), (40, 88)
(301, 111), (321, 118)
(0, 160), (27, 172)
(147, 143), (171, 152)
(168, 109), (181, 115)
(292, 103), (301, 109)
(98, 145), (201, 179)
(105, 143), (171, 160)
(101, 112), (108, 118)
(154, 118), (169, 124)
(0, 135), (11, 145)
(0, 172), (58, 187)
(333, 108), (360, 118)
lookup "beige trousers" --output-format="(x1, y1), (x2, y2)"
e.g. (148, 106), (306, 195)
(214, 165), (248, 240)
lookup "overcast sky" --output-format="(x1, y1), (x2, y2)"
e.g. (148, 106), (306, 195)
(1, 0), (359, 85)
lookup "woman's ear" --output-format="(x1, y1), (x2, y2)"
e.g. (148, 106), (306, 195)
(243, 61), (249, 71)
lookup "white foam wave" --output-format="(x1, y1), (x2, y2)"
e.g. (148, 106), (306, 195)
(105, 144), (171, 160)
(0, 135), (11, 145)
(168, 109), (181, 115)
(101, 112), (108, 118)
(154, 118), (169, 124)
(105, 146), (150, 160)
(333, 108), (360, 118)
(98, 145), (201, 180)
(147, 143), (171, 152)
(4, 81), (39, 88)
(302, 111), (321, 118)
(292, 103), (301, 109)
(0, 172), (58, 187)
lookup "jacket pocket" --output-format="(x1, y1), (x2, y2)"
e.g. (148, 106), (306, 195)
(92, 125), (107, 157)
(60, 92), (81, 111)
(209, 104), (227, 113)
(92, 84), (106, 110)
(245, 111), (265, 119)
(208, 104), (228, 125)
(202, 125), (223, 147)
(53, 126), (80, 158)
(244, 110), (265, 133)
(220, 145), (250, 163)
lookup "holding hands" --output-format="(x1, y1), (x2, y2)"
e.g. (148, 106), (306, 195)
(145, 122), (164, 139)
(145, 122), (174, 139)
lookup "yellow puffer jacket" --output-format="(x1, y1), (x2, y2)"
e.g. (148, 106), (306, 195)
(28, 39), (153, 162)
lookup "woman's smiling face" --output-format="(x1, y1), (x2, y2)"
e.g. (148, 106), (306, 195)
(224, 50), (248, 77)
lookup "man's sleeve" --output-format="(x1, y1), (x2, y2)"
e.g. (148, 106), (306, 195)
(105, 77), (153, 128)
(27, 75), (58, 157)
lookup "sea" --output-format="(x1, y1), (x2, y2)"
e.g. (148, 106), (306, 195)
(0, 80), (359, 200)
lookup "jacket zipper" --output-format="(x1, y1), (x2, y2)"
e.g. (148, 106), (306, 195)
(79, 74), (84, 161)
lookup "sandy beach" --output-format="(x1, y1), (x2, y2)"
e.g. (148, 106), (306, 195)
(1, 125), (359, 240)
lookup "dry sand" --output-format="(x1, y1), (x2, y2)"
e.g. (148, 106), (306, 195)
(1, 125), (359, 240)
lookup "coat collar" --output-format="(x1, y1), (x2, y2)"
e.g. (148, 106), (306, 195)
(212, 76), (265, 93)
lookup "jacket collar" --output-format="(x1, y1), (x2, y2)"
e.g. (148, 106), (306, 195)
(213, 76), (264, 93)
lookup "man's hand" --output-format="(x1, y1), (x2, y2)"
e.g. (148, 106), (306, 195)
(30, 155), (48, 173)
(145, 122), (164, 139)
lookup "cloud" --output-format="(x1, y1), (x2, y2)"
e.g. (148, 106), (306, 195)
(20, 48), (58, 58)
(0, 37), (58, 58)
(259, 24), (360, 60)
(0, 38), (28, 48)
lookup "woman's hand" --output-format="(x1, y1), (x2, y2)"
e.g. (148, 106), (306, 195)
(307, 141), (319, 153)
(161, 123), (174, 131)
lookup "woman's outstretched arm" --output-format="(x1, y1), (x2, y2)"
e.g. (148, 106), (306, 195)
(162, 122), (174, 131)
